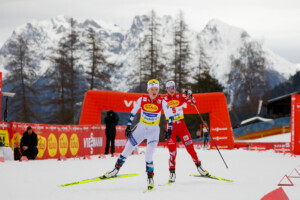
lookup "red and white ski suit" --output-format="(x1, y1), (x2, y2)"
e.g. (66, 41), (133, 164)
(164, 93), (200, 170)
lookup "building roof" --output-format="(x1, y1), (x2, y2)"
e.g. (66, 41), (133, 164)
(267, 91), (300, 104)
(240, 116), (273, 126)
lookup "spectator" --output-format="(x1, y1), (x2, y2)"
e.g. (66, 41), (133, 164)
(203, 122), (210, 149)
(104, 110), (119, 155)
(20, 126), (38, 160)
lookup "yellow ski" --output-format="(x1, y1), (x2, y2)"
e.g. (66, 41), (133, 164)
(59, 174), (139, 187)
(189, 174), (233, 182)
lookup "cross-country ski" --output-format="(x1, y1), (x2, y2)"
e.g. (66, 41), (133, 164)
(59, 174), (139, 187)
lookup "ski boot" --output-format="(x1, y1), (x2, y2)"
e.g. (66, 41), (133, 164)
(196, 163), (209, 176)
(147, 175), (154, 190)
(169, 169), (176, 183)
(102, 167), (119, 178)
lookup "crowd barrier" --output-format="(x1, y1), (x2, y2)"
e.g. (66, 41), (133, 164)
(8, 122), (127, 160)
(2, 121), (297, 161)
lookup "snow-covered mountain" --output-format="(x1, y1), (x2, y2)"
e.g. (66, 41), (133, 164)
(0, 15), (299, 92)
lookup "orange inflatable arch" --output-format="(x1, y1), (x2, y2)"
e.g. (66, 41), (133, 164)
(79, 90), (234, 149)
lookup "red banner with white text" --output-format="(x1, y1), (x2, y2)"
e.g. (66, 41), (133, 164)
(291, 94), (300, 155)
(0, 72), (2, 121)
(9, 122), (127, 159)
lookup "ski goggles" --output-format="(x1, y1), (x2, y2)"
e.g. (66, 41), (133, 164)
(166, 86), (176, 90)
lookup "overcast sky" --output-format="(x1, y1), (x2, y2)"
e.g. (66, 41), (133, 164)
(0, 0), (299, 63)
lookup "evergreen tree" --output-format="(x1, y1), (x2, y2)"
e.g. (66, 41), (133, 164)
(270, 71), (300, 98)
(186, 40), (223, 139)
(134, 38), (146, 93)
(86, 27), (114, 90)
(191, 72), (224, 93)
(139, 10), (166, 87)
(66, 18), (81, 122)
(41, 39), (73, 124)
(172, 11), (191, 92)
(227, 41), (270, 121)
(196, 40), (210, 74)
(190, 39), (224, 93)
(42, 17), (83, 124)
(4, 35), (40, 122)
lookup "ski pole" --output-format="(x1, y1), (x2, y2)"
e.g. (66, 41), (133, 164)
(193, 105), (229, 169)
(131, 123), (138, 132)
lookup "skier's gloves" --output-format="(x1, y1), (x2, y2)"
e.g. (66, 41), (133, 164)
(165, 125), (173, 141)
(125, 125), (132, 139)
(185, 90), (193, 97)
(191, 98), (196, 105)
(185, 90), (196, 105)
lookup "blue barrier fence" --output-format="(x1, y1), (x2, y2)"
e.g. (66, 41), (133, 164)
(233, 117), (290, 137)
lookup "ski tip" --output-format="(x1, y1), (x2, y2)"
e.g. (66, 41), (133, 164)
(58, 183), (76, 187)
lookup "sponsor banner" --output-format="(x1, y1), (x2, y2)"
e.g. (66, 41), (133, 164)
(0, 130), (9, 147)
(210, 145), (229, 149)
(0, 122), (8, 130)
(234, 142), (291, 152)
(9, 122), (128, 159)
(115, 126), (128, 153)
(210, 114), (234, 149)
(291, 95), (300, 155)
(0, 72), (2, 120)
(0, 122), (8, 147)
(249, 146), (267, 151)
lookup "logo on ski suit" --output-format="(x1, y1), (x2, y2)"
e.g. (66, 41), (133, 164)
(140, 95), (164, 125)
(143, 104), (159, 112)
(168, 100), (180, 108)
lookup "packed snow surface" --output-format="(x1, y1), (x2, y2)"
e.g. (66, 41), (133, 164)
(0, 147), (299, 200)
(250, 133), (291, 143)
(235, 132), (291, 143)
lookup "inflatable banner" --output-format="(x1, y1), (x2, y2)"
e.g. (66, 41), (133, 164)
(0, 72), (2, 120)
(79, 91), (234, 149)
(291, 94), (300, 155)
(9, 122), (127, 159)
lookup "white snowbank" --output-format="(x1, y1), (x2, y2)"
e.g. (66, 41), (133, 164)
(0, 148), (299, 200)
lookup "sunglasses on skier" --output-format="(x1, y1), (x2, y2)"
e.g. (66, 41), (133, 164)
(166, 86), (176, 91)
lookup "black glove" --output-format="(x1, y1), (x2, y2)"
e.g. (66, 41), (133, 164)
(125, 125), (132, 139)
(165, 125), (173, 141)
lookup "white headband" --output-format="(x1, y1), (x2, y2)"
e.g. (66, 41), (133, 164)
(147, 79), (159, 90)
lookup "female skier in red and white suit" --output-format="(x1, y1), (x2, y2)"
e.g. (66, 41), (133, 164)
(164, 81), (209, 183)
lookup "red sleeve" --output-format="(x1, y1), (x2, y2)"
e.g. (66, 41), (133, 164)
(181, 93), (194, 105)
